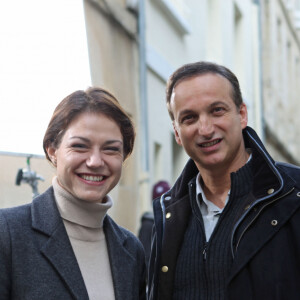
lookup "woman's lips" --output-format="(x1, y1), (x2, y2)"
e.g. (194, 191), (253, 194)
(78, 174), (105, 182)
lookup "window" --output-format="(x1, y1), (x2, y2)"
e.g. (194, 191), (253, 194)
(152, 0), (191, 34)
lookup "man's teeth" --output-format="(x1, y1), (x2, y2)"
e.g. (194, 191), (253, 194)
(200, 139), (220, 147)
(80, 175), (104, 182)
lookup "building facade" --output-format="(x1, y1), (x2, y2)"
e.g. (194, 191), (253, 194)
(144, 0), (262, 215)
(1, 0), (298, 233)
(260, 0), (300, 164)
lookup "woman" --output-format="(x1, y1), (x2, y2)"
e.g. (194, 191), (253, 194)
(0, 87), (146, 299)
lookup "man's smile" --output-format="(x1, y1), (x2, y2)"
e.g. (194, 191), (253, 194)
(198, 139), (222, 148)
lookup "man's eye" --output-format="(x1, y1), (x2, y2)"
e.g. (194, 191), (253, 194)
(212, 107), (225, 114)
(181, 115), (194, 123)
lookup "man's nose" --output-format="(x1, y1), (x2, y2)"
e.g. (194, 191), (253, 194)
(198, 117), (214, 137)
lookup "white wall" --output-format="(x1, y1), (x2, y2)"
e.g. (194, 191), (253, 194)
(0, 0), (91, 155)
(144, 0), (262, 206)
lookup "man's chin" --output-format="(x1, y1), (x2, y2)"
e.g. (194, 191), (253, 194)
(195, 156), (225, 170)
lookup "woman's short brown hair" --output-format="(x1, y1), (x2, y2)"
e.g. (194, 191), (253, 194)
(43, 87), (135, 161)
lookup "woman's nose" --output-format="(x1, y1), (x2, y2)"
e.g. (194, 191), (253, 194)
(86, 151), (104, 168)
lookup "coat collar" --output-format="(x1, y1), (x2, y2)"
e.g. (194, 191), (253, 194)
(103, 216), (139, 300)
(31, 187), (140, 300)
(167, 126), (288, 206)
(228, 185), (300, 283)
(227, 128), (300, 281)
(31, 187), (89, 300)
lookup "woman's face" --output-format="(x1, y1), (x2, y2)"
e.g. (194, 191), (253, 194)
(47, 111), (124, 203)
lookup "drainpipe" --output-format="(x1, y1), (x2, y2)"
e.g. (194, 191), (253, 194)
(138, 0), (149, 172)
(253, 0), (265, 142)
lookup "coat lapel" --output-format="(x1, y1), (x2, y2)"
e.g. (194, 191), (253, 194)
(104, 216), (136, 300)
(31, 188), (89, 300)
(229, 187), (300, 282)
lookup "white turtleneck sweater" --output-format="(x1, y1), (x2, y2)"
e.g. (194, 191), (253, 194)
(52, 177), (115, 300)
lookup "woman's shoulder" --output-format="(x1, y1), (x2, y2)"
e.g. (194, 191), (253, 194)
(0, 186), (54, 226)
(0, 202), (32, 222)
(0, 203), (32, 249)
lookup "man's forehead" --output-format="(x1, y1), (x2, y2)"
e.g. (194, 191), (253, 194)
(171, 73), (232, 101)
(170, 88), (176, 103)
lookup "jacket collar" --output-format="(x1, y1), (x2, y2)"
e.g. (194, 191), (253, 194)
(243, 126), (285, 198)
(31, 187), (89, 300)
(227, 128), (300, 281)
(32, 187), (141, 300)
(104, 216), (141, 300)
(167, 126), (289, 205)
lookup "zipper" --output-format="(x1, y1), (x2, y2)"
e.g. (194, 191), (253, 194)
(203, 242), (208, 261)
(189, 182), (209, 261)
(234, 187), (294, 253)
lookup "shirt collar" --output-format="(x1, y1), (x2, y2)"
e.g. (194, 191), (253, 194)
(196, 173), (227, 214)
(195, 150), (252, 214)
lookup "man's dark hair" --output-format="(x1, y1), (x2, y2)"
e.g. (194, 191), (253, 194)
(166, 61), (243, 120)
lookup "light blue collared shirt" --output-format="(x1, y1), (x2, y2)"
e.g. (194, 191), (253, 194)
(195, 151), (252, 241)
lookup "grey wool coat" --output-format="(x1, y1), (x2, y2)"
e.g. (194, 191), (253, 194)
(0, 187), (146, 300)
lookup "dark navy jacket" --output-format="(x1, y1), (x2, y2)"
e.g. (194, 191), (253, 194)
(148, 126), (300, 300)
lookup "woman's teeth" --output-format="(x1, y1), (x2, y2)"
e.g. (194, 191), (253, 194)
(80, 175), (104, 182)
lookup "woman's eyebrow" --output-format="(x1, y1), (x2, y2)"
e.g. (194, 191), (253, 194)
(104, 140), (123, 145)
(69, 136), (90, 143)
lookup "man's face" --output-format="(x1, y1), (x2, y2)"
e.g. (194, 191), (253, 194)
(171, 73), (248, 173)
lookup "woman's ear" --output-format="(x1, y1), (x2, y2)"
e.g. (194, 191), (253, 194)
(47, 146), (57, 166)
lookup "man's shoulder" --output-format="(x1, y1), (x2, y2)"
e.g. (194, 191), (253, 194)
(141, 211), (154, 221)
(276, 161), (300, 179)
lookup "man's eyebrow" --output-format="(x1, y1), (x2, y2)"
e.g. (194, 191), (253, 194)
(178, 109), (195, 118)
(176, 101), (231, 120)
(209, 101), (230, 109)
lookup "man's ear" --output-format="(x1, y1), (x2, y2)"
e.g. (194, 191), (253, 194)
(173, 121), (182, 146)
(47, 146), (57, 166)
(239, 103), (248, 129)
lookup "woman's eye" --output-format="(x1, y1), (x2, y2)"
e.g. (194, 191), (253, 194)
(103, 146), (124, 156)
(72, 144), (87, 149)
(105, 147), (121, 152)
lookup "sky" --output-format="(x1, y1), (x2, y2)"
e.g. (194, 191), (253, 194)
(0, 0), (91, 155)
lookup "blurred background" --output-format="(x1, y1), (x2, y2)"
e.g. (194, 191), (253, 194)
(0, 0), (300, 234)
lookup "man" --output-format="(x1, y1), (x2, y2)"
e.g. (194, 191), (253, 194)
(148, 61), (300, 300)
